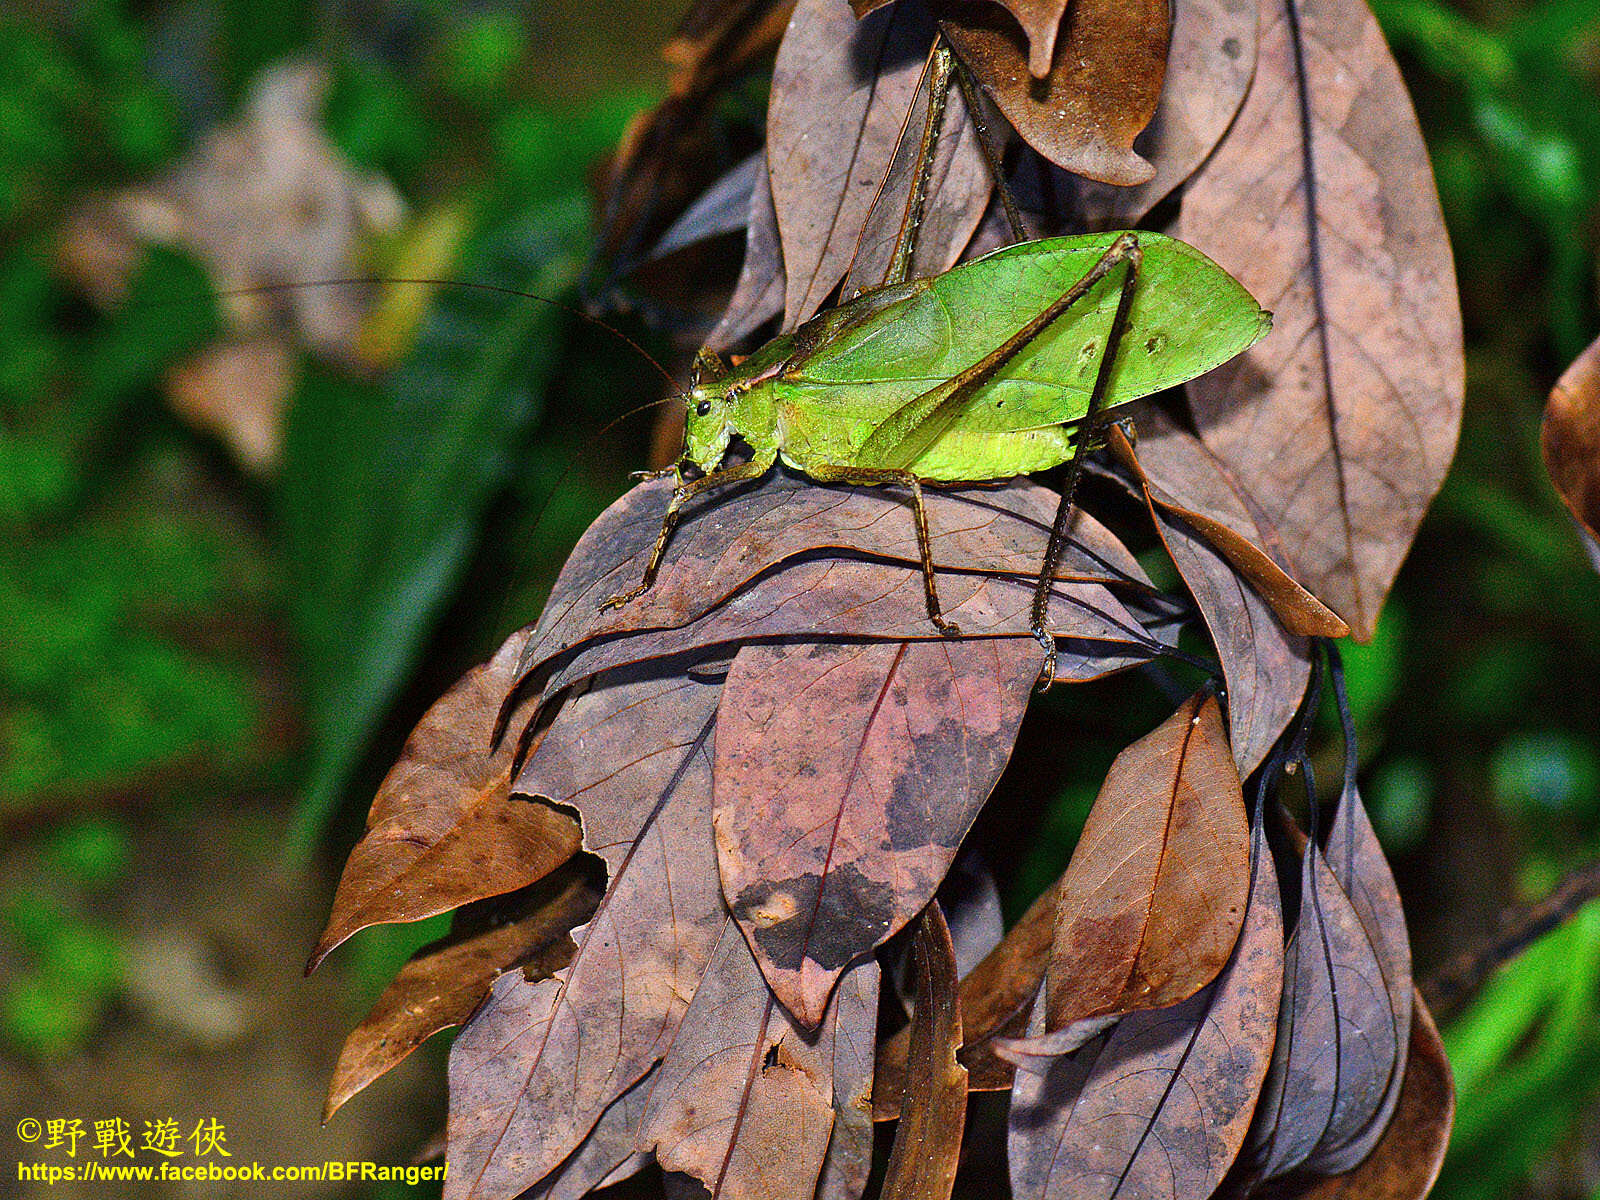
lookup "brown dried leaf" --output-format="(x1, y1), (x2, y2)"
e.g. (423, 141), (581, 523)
(600, 0), (793, 273)
(543, 558), (1156, 700)
(769, 0), (936, 324)
(1109, 419), (1318, 776)
(873, 880), (1056, 1121)
(1116, 406), (1346, 639)
(840, 42), (992, 299)
(1007, 807), (1283, 1200)
(324, 869), (598, 1123)
(1077, 0), (1258, 229)
(1543, 334), (1600, 544)
(1275, 997), (1453, 1200)
(715, 638), (1038, 1025)
(638, 924), (878, 1200)
(1180, 0), (1464, 640)
(708, 151), (787, 351)
(522, 1065), (659, 1200)
(941, 0), (1169, 185)
(817, 962), (882, 1200)
(519, 472), (1151, 685)
(1248, 841), (1399, 1179)
(649, 150), (765, 263)
(881, 904), (968, 1200)
(310, 629), (581, 970)
(1304, 771), (1413, 1174)
(446, 673), (725, 1200)
(1038, 692), (1251, 1035)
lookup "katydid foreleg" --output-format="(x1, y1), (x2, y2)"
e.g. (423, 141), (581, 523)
(599, 451), (777, 611)
(805, 463), (961, 637)
(1030, 234), (1144, 689)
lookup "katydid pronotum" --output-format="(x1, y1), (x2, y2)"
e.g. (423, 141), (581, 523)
(599, 42), (1271, 686)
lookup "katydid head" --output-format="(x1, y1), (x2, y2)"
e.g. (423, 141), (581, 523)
(684, 382), (735, 472)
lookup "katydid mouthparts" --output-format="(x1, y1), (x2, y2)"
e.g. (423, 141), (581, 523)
(599, 229), (1272, 687)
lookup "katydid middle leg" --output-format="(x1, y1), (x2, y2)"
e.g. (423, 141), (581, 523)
(807, 462), (962, 638)
(600, 451), (776, 611)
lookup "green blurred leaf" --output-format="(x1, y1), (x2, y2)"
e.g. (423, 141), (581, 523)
(1340, 602), (1407, 726)
(1, 973), (104, 1058)
(1442, 903), (1600, 1200)
(1491, 730), (1600, 819)
(280, 193), (589, 853)
(1367, 754), (1434, 851)
(325, 54), (436, 183)
(43, 816), (134, 889)
(438, 13), (525, 104)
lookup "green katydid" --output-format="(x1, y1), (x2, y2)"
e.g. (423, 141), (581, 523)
(599, 227), (1271, 683)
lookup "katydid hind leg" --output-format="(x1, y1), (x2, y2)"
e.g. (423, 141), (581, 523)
(599, 453), (775, 611)
(809, 463), (962, 638)
(1030, 234), (1144, 690)
(945, 40), (1028, 245)
(881, 40), (956, 291)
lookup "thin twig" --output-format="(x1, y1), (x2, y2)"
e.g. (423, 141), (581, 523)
(1422, 858), (1600, 1017)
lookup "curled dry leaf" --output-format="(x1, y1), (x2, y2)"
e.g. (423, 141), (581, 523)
(881, 904), (967, 1200)
(942, 852), (1007, 978)
(1007, 806), (1283, 1200)
(310, 628), (581, 970)
(1039, 692), (1251, 1035)
(1248, 841), (1399, 1180)
(716, 637), (1038, 1025)
(860, 0), (1076, 80)
(542, 558), (1156, 701)
(1275, 997), (1453, 1200)
(769, 0), (936, 324)
(649, 149), (766, 264)
(1109, 419), (1319, 776)
(517, 471), (1155, 687)
(324, 869), (598, 1124)
(1181, 0), (1464, 640)
(446, 674), (725, 1200)
(941, 0), (1169, 186)
(1114, 410), (1345, 639)
(600, 0), (793, 273)
(639, 923), (879, 1200)
(1542, 333), (1600, 544)
(816, 962), (882, 1200)
(1304, 765), (1412, 1174)
(1077, 0), (1259, 229)
(874, 880), (1056, 1121)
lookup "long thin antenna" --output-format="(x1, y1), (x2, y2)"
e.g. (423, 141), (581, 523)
(198, 276), (684, 395)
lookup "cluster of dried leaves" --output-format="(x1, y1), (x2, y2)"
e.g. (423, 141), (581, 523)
(311, 0), (1473, 1197)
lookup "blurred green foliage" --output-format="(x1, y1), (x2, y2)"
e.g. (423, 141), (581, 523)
(0, 0), (662, 1066)
(1, 0), (1599, 1192)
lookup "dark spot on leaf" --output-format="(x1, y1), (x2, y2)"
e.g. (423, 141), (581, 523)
(1222, 36), (1241, 59)
(735, 866), (896, 972)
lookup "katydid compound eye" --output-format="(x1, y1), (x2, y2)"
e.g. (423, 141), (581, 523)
(696, 399), (713, 417)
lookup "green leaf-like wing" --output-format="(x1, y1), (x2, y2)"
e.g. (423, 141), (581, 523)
(794, 232), (1269, 473)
